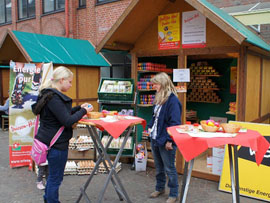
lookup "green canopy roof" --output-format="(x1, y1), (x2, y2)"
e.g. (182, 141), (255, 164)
(12, 31), (110, 67)
(199, 0), (270, 52)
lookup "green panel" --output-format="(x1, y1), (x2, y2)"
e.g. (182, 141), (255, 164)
(12, 31), (110, 67)
(187, 58), (237, 122)
(137, 106), (153, 142)
(199, 0), (270, 52)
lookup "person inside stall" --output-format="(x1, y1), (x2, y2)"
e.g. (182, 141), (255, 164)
(147, 72), (182, 203)
(0, 91), (9, 128)
(32, 66), (93, 203)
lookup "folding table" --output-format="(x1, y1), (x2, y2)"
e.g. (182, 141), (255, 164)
(76, 116), (146, 203)
(167, 127), (270, 203)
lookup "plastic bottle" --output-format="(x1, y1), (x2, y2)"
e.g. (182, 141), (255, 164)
(193, 123), (199, 133)
(113, 112), (118, 120)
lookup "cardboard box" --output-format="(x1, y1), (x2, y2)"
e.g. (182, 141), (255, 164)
(135, 143), (147, 171)
(212, 146), (225, 159)
(212, 156), (224, 175)
(68, 149), (95, 160)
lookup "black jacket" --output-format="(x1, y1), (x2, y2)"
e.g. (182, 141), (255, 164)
(32, 88), (87, 150)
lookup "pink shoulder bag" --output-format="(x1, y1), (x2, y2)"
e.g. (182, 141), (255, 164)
(31, 115), (64, 165)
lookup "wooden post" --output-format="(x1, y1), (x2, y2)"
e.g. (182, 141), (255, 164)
(237, 46), (247, 121)
(176, 50), (187, 174)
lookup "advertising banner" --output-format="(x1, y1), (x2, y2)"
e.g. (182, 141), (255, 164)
(9, 61), (53, 169)
(158, 13), (180, 50)
(182, 10), (206, 48)
(219, 121), (270, 201)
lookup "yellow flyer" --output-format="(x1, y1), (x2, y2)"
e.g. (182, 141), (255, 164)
(158, 13), (180, 50)
(219, 121), (270, 201)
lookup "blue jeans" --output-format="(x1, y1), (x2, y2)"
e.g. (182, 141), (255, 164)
(151, 141), (179, 198)
(44, 148), (68, 203)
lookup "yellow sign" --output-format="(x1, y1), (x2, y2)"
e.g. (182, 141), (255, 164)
(219, 121), (270, 201)
(158, 13), (180, 50)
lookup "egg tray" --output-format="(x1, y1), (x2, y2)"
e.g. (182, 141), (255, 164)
(98, 162), (122, 174)
(76, 142), (94, 150)
(77, 167), (97, 175)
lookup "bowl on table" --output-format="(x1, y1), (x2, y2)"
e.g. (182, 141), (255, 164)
(200, 120), (219, 132)
(220, 123), (241, 133)
(87, 112), (102, 119)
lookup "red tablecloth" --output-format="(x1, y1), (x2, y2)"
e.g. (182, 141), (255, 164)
(168, 126), (270, 165)
(79, 116), (146, 139)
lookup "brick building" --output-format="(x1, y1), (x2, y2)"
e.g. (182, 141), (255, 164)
(0, 0), (269, 51)
(0, 0), (132, 47)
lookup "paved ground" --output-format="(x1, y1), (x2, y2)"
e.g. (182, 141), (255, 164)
(0, 130), (266, 203)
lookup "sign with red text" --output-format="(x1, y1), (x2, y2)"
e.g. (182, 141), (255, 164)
(158, 13), (180, 50)
(219, 121), (270, 201)
(182, 10), (206, 48)
(9, 61), (53, 169)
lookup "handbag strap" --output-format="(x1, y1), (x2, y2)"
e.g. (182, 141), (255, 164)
(34, 114), (65, 148)
(49, 126), (65, 148)
(34, 114), (40, 138)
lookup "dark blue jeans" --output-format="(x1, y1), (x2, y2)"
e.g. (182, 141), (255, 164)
(44, 148), (68, 203)
(151, 141), (179, 198)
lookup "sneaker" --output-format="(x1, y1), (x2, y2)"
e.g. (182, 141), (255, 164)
(37, 181), (45, 190)
(149, 190), (165, 198)
(166, 197), (178, 203)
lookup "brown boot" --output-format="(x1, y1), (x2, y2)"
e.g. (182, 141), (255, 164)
(149, 190), (165, 198)
(166, 197), (178, 203)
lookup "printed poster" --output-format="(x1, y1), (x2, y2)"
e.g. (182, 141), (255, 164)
(158, 13), (180, 50)
(9, 61), (53, 169)
(219, 121), (270, 201)
(182, 10), (206, 48)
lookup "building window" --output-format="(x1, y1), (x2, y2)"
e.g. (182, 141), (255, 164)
(18, 0), (35, 20)
(79, 0), (86, 7)
(96, 0), (120, 5)
(43, 0), (65, 14)
(0, 0), (12, 24)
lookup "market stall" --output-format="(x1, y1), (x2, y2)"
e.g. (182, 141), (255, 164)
(96, 0), (270, 181)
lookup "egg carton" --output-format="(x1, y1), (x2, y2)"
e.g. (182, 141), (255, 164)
(98, 162), (122, 174)
(77, 167), (97, 175)
(64, 170), (78, 175)
(64, 161), (78, 175)
(69, 138), (77, 149)
(76, 142), (94, 150)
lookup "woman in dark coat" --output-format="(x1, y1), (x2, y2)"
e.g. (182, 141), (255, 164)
(32, 66), (93, 203)
(147, 72), (182, 203)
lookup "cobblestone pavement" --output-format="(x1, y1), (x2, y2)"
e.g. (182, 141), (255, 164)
(0, 130), (266, 203)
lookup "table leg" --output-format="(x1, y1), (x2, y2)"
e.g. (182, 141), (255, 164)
(96, 127), (133, 203)
(233, 145), (240, 203)
(228, 144), (238, 203)
(181, 159), (194, 203)
(180, 161), (189, 202)
(76, 126), (122, 203)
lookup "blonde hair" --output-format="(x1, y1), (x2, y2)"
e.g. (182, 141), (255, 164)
(39, 66), (73, 91)
(151, 72), (177, 105)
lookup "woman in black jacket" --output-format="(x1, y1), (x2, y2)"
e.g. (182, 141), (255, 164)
(32, 66), (93, 203)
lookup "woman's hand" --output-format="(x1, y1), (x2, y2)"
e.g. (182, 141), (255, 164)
(82, 103), (93, 112)
(81, 103), (91, 108)
(165, 141), (173, 151)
